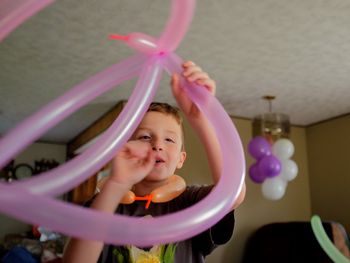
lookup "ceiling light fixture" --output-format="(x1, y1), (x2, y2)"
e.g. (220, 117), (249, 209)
(252, 95), (290, 143)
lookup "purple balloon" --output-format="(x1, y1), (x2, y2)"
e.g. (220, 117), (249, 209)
(258, 155), (282, 178)
(248, 136), (271, 160)
(249, 163), (266, 183)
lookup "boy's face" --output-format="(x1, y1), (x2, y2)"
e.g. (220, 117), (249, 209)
(131, 111), (186, 182)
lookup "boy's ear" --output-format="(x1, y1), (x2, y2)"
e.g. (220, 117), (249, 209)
(176, 151), (187, 169)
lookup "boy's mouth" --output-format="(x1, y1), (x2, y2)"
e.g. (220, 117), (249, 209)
(155, 158), (164, 164)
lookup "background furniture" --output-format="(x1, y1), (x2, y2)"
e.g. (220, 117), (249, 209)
(242, 221), (350, 263)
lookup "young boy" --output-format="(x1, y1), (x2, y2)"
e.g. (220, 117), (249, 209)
(63, 61), (246, 263)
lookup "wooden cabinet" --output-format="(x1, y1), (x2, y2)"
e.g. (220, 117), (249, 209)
(67, 101), (125, 204)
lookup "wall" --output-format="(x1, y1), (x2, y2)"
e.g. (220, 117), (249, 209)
(179, 116), (312, 263)
(14, 142), (67, 167)
(0, 142), (67, 240)
(306, 114), (350, 233)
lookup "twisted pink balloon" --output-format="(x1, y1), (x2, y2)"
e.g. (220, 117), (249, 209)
(0, 0), (245, 246)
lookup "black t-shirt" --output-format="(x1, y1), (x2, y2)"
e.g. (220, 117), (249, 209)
(97, 185), (235, 263)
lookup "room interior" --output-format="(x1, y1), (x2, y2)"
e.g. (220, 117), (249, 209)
(1, 0), (350, 262)
(1, 109), (349, 262)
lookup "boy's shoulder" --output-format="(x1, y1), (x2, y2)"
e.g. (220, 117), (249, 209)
(174, 184), (214, 207)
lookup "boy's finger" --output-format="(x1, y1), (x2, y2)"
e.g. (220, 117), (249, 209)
(196, 78), (215, 87)
(140, 150), (156, 173)
(182, 65), (203, 77)
(144, 150), (156, 166)
(182, 61), (195, 67)
(124, 141), (151, 158)
(171, 73), (182, 96)
(171, 73), (179, 87)
(185, 71), (209, 82)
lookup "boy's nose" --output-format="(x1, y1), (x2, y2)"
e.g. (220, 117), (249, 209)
(152, 145), (163, 151)
(151, 141), (163, 151)
(151, 138), (163, 151)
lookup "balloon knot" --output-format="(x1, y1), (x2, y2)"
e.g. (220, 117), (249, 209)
(134, 194), (153, 209)
(109, 34), (129, 41)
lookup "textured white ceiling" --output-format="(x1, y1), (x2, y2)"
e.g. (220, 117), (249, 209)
(1, 0), (350, 143)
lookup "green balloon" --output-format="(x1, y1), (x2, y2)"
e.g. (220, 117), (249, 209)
(311, 215), (350, 263)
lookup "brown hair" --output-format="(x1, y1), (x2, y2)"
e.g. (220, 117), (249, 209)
(147, 102), (185, 150)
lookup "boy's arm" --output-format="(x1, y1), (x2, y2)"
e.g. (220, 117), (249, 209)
(171, 61), (245, 210)
(63, 141), (155, 263)
(63, 181), (131, 263)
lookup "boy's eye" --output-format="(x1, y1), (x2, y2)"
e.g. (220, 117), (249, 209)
(138, 135), (151, 141)
(165, 138), (175, 143)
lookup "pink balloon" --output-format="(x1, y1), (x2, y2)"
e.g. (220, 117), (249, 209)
(109, 0), (195, 55)
(0, 0), (54, 42)
(0, 0), (246, 246)
(0, 55), (245, 246)
(0, 54), (147, 173)
(9, 55), (160, 196)
(157, 0), (196, 52)
(125, 32), (158, 54)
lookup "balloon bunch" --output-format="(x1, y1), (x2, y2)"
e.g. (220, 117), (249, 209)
(0, 0), (245, 246)
(248, 136), (298, 200)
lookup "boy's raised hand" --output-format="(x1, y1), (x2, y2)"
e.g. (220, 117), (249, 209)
(110, 141), (155, 187)
(171, 61), (216, 120)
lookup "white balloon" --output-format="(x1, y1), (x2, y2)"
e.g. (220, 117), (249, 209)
(280, 159), (298, 181)
(272, 138), (295, 159)
(262, 177), (287, 200)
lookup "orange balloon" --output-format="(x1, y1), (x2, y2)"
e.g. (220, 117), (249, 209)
(151, 174), (186, 203)
(97, 174), (186, 207)
(120, 174), (186, 206)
